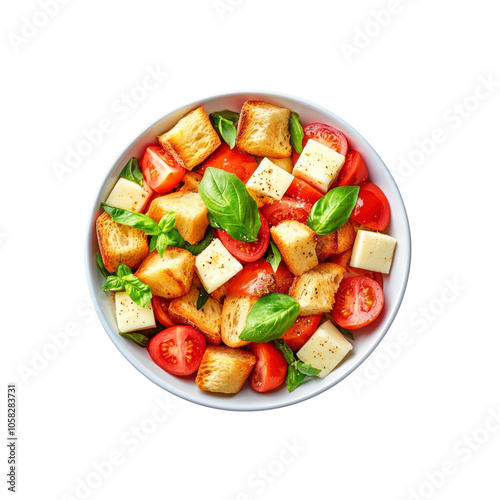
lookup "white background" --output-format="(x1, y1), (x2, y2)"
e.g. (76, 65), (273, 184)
(2, 0), (499, 499)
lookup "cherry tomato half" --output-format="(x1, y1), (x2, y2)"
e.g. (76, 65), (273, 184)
(151, 296), (176, 328)
(227, 259), (294, 297)
(198, 142), (258, 183)
(248, 342), (288, 392)
(281, 314), (322, 351)
(332, 276), (384, 329)
(292, 122), (349, 164)
(142, 146), (186, 193)
(338, 151), (369, 187)
(261, 196), (313, 226)
(148, 326), (206, 376)
(350, 182), (391, 231)
(330, 249), (383, 289)
(285, 178), (324, 204)
(217, 212), (270, 263)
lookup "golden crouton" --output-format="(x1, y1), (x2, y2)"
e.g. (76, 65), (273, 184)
(289, 263), (345, 316)
(177, 171), (203, 193)
(270, 220), (318, 276)
(134, 248), (194, 299)
(236, 101), (291, 158)
(96, 212), (149, 273)
(195, 346), (256, 394)
(221, 296), (258, 348)
(157, 107), (221, 170)
(315, 220), (356, 260)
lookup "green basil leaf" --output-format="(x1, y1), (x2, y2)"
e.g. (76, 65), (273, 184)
(102, 204), (161, 236)
(289, 112), (304, 155)
(239, 294), (300, 342)
(116, 263), (132, 278)
(207, 213), (223, 230)
(199, 167), (261, 242)
(285, 365), (306, 392)
(102, 275), (125, 292)
(265, 241), (281, 273)
(335, 323), (354, 340)
(182, 227), (214, 256)
(149, 235), (158, 253)
(212, 110), (239, 124)
(119, 332), (149, 347)
(274, 339), (295, 365)
(211, 113), (237, 149)
(120, 157), (143, 186)
(96, 254), (112, 278)
(155, 233), (169, 258)
(158, 212), (176, 232)
(307, 186), (360, 235)
(296, 361), (321, 377)
(196, 288), (210, 310)
(123, 276), (152, 308)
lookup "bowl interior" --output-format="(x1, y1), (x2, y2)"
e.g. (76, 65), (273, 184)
(86, 92), (411, 411)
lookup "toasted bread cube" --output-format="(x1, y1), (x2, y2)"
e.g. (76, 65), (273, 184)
(115, 292), (156, 334)
(135, 248), (195, 299)
(350, 230), (397, 274)
(268, 156), (293, 174)
(96, 212), (149, 273)
(292, 139), (345, 193)
(196, 345), (256, 394)
(146, 191), (209, 245)
(104, 178), (153, 213)
(157, 107), (220, 170)
(177, 171), (203, 193)
(315, 220), (356, 260)
(289, 263), (345, 316)
(211, 283), (227, 304)
(236, 100), (291, 158)
(221, 296), (258, 348)
(195, 239), (243, 293)
(168, 285), (222, 345)
(297, 321), (352, 378)
(270, 220), (318, 276)
(245, 158), (294, 207)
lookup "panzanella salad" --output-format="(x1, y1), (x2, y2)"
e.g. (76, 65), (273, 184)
(95, 100), (397, 395)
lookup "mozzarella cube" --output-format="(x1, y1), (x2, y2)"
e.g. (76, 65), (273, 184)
(350, 230), (397, 274)
(195, 239), (243, 293)
(245, 157), (294, 206)
(115, 292), (156, 334)
(297, 321), (352, 378)
(105, 178), (153, 213)
(292, 139), (345, 193)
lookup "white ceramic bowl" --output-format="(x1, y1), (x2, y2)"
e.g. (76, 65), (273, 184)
(85, 91), (411, 411)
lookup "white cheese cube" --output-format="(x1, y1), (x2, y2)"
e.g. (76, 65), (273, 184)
(350, 230), (397, 274)
(245, 157), (294, 206)
(292, 139), (345, 193)
(297, 321), (352, 378)
(195, 239), (243, 293)
(267, 156), (293, 174)
(115, 292), (156, 334)
(105, 178), (153, 213)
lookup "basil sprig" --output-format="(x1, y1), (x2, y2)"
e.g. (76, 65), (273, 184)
(265, 241), (281, 273)
(102, 204), (213, 257)
(238, 294), (300, 343)
(199, 167), (261, 242)
(196, 288), (210, 310)
(119, 332), (149, 347)
(120, 157), (143, 186)
(274, 339), (321, 392)
(103, 263), (152, 308)
(210, 110), (239, 149)
(307, 186), (359, 235)
(289, 112), (304, 155)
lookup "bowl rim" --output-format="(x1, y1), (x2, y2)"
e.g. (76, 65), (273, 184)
(85, 90), (412, 412)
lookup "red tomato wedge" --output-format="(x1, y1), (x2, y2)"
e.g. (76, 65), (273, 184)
(281, 314), (322, 351)
(330, 249), (383, 289)
(261, 196), (313, 226)
(351, 182), (390, 231)
(292, 122), (349, 164)
(198, 142), (258, 183)
(217, 212), (270, 263)
(148, 326), (206, 376)
(285, 178), (323, 204)
(142, 146), (186, 193)
(248, 342), (288, 392)
(226, 259), (294, 297)
(151, 296), (176, 328)
(338, 151), (369, 187)
(332, 276), (384, 329)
